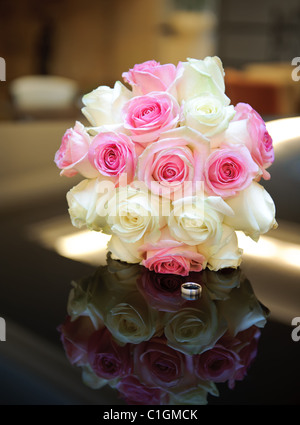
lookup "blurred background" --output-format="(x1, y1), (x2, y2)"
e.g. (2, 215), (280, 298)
(0, 0), (300, 210)
(1, 0), (300, 405)
(0, 0), (299, 211)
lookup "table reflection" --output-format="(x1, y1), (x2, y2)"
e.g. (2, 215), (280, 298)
(58, 255), (268, 405)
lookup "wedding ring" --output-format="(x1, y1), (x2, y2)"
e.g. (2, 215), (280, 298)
(181, 282), (202, 300)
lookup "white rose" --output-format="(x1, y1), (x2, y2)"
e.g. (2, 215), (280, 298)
(67, 278), (93, 322)
(169, 387), (209, 406)
(169, 383), (219, 406)
(67, 276), (105, 330)
(168, 195), (234, 246)
(67, 177), (115, 231)
(181, 93), (235, 137)
(104, 292), (158, 345)
(199, 225), (243, 271)
(210, 119), (251, 149)
(106, 255), (142, 289)
(81, 365), (109, 389)
(108, 234), (143, 264)
(202, 268), (242, 301)
(224, 181), (277, 241)
(217, 276), (268, 336)
(176, 57), (230, 105)
(81, 81), (132, 129)
(164, 288), (227, 355)
(106, 185), (168, 243)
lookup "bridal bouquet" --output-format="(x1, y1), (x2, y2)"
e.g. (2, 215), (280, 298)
(54, 56), (277, 276)
(58, 259), (268, 405)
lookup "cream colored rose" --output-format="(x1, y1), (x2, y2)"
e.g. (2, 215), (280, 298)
(164, 288), (226, 355)
(108, 235), (143, 264)
(224, 181), (277, 241)
(217, 276), (268, 336)
(105, 255), (142, 289)
(81, 365), (109, 389)
(169, 383), (218, 406)
(67, 278), (92, 320)
(104, 292), (158, 345)
(198, 225), (243, 271)
(81, 81), (132, 129)
(168, 195), (234, 246)
(67, 274), (105, 329)
(106, 185), (168, 243)
(210, 119), (251, 150)
(202, 268), (242, 301)
(67, 177), (115, 232)
(182, 93), (235, 137)
(176, 57), (230, 105)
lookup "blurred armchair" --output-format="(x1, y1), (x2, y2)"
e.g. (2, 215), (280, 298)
(225, 64), (300, 117)
(10, 75), (80, 120)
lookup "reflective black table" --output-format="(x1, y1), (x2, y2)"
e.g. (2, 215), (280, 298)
(0, 192), (300, 406)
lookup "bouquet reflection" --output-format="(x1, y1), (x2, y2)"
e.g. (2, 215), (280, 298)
(58, 256), (268, 405)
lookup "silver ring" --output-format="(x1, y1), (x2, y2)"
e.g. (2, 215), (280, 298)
(181, 282), (202, 300)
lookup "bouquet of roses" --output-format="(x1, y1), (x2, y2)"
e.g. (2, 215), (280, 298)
(54, 57), (277, 276)
(58, 259), (268, 405)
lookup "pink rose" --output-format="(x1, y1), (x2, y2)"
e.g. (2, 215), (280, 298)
(136, 269), (189, 312)
(140, 228), (206, 277)
(233, 103), (274, 179)
(133, 337), (187, 388)
(58, 315), (96, 366)
(54, 121), (98, 178)
(194, 326), (261, 388)
(122, 92), (180, 145)
(88, 131), (137, 184)
(204, 144), (259, 198)
(122, 60), (178, 96)
(116, 376), (163, 405)
(194, 344), (242, 384)
(210, 326), (261, 389)
(137, 127), (210, 199)
(87, 328), (132, 380)
(229, 326), (261, 387)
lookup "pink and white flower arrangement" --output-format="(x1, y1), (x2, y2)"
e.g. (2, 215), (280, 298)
(58, 259), (268, 404)
(55, 56), (277, 276)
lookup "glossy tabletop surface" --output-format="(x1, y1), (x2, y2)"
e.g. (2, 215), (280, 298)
(0, 118), (300, 406)
(0, 192), (300, 406)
